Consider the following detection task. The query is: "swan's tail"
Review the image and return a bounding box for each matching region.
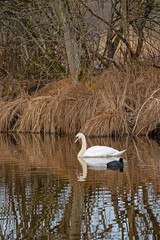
[111,149,127,157]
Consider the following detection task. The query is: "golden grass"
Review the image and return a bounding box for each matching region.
[0,68,159,136]
[0,97,29,132]
[132,91,160,136]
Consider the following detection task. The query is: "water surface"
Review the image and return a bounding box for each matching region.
[0,134,159,239]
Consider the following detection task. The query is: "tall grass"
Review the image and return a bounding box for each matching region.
[0,68,159,136]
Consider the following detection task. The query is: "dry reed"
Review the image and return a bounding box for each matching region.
[0,68,159,136]
[132,90,160,136]
[0,97,29,132]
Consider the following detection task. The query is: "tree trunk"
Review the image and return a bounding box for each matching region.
[59,0,81,83]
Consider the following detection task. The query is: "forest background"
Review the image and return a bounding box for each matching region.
[0,0,160,138]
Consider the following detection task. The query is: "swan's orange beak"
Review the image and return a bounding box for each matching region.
[75,137,79,143]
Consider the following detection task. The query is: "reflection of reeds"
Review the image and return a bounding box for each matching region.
[0,134,160,239]
[0,133,159,186]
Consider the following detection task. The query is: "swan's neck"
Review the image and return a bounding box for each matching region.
[78,135,87,157]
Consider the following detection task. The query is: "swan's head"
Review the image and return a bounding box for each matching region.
[75,133,84,143]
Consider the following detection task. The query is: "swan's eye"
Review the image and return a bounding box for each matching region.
[75,136,79,143]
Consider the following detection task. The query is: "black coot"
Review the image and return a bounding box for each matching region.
[107,158,124,172]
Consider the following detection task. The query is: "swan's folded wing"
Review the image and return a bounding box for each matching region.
[83,146,121,157]
[109,149,127,157]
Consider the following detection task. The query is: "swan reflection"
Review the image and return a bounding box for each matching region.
[83,156,120,170]
[77,156,125,181]
[77,157,88,181]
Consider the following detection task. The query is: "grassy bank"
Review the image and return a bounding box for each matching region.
[0,68,159,137]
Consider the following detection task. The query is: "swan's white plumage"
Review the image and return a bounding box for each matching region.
[83,146,126,157]
[75,133,127,158]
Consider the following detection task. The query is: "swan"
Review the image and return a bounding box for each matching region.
[75,133,127,158]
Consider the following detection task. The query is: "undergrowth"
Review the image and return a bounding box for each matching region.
[0,68,159,137]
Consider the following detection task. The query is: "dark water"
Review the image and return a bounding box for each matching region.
[0,134,159,240]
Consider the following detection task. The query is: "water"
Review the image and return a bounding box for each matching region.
[0,134,159,240]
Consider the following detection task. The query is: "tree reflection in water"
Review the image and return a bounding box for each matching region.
[0,134,159,239]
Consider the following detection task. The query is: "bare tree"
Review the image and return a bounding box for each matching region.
[79,0,160,69]
[0,0,159,85]
[59,0,81,83]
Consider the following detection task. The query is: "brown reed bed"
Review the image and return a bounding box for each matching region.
[0,68,159,137]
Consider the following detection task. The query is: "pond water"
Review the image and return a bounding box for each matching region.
[0,134,159,240]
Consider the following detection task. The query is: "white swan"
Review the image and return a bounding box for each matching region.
[75,133,127,158]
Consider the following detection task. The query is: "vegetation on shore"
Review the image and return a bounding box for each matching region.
[0,1,159,137]
[0,68,159,137]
